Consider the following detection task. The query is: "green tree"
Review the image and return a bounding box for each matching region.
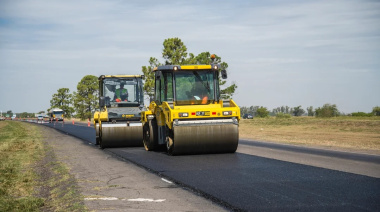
[141,57,162,100]
[307,106,314,116]
[315,104,339,118]
[6,110,13,117]
[50,88,74,118]
[162,37,188,65]
[293,106,305,116]
[256,106,269,118]
[73,75,98,120]
[19,112,34,118]
[240,106,249,115]
[372,106,380,116]
[141,37,237,100]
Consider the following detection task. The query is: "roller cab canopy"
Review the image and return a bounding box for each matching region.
[98,75,144,121]
[153,64,228,106]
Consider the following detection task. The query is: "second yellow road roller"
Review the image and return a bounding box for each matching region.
[141,57,240,155]
[94,75,145,148]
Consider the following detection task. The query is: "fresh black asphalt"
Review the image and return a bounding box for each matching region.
[40,121,380,211]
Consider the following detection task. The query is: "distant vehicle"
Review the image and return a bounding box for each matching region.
[48,108,64,122]
[37,115,44,123]
[0,116,5,121]
[11,115,16,120]
[243,114,253,119]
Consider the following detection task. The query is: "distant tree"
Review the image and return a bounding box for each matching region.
[162,37,188,65]
[19,112,34,118]
[141,57,162,100]
[240,106,249,115]
[38,111,45,114]
[73,75,98,120]
[249,106,260,116]
[272,108,279,115]
[50,88,74,118]
[307,106,314,116]
[256,106,269,118]
[6,110,13,117]
[372,106,380,116]
[141,37,237,101]
[293,106,305,116]
[315,104,339,118]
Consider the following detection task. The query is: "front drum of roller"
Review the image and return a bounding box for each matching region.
[101,122,143,148]
[171,124,239,155]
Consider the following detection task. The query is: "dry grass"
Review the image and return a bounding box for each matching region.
[0,121,87,211]
[0,121,45,211]
[239,116,380,154]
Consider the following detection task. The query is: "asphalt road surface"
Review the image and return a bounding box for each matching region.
[34,120,380,211]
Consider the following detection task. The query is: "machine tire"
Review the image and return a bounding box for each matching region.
[95,137,100,145]
[95,123,100,145]
[99,130,105,149]
[99,139,105,149]
[143,121,157,151]
[166,135,175,156]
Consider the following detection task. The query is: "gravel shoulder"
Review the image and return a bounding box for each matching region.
[37,125,225,212]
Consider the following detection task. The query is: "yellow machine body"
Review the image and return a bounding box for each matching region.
[94,75,144,148]
[141,64,240,155]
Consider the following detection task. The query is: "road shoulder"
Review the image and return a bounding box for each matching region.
[37,125,225,212]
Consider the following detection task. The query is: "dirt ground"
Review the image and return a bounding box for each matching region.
[36,125,225,212]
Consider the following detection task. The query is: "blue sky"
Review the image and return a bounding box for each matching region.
[0,0,379,114]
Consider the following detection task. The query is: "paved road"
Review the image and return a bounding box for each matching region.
[36,120,380,211]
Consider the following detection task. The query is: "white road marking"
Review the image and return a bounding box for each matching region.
[161,178,173,184]
[85,197,166,202]
[85,197,119,201]
[127,198,166,202]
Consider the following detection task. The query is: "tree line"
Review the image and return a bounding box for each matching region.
[241,104,380,118]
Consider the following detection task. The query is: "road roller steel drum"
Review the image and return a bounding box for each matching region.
[170,119,239,155]
[100,122,143,148]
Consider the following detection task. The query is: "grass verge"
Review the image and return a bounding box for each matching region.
[0,121,44,211]
[240,116,380,154]
[0,121,87,211]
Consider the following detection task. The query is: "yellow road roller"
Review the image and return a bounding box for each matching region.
[94,75,145,148]
[141,60,240,155]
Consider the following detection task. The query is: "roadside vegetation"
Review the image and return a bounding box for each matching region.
[240,116,380,153]
[0,121,87,211]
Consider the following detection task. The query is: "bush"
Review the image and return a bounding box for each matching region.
[372,106,380,116]
[351,112,373,117]
[315,104,339,118]
[256,107,269,118]
[276,112,291,119]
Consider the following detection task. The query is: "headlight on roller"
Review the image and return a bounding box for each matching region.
[179,113,188,117]
[223,111,232,116]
